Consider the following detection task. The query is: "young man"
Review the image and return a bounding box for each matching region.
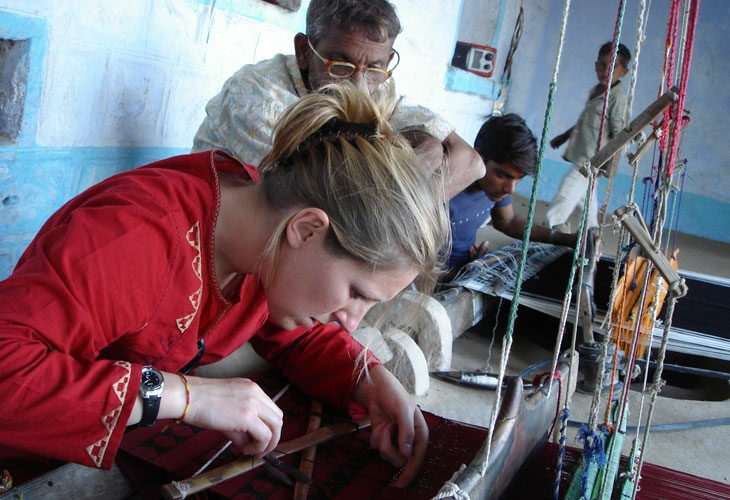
[448,114,578,272]
[545,42,631,230]
[193,0,484,198]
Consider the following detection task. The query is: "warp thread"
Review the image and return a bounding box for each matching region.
[553,407,570,500]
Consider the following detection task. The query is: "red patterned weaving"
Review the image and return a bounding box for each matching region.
[118,373,489,499]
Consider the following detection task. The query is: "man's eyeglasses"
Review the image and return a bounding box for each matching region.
[307,38,400,85]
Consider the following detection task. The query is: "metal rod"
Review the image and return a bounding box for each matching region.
[192,383,291,477]
[634,359,730,380]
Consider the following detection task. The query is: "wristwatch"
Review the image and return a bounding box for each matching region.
[139,366,164,427]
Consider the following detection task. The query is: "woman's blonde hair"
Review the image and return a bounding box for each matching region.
[257,83,449,293]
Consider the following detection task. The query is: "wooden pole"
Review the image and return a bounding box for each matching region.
[589,88,677,173]
[160,417,371,500]
[613,205,685,294]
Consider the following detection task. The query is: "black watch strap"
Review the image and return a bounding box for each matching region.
[140,394,161,427]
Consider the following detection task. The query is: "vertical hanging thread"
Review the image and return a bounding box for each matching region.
[631,292,683,499]
[598,0,652,229]
[479,0,573,477]
[670,162,687,252]
[553,407,570,500]
[659,0,681,153]
[665,0,699,176]
[561,0,628,432]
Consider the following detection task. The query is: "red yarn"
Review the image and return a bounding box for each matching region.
[532,371,563,437]
[665,0,700,176]
[659,0,682,154]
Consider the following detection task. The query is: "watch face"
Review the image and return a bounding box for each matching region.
[141,369,163,390]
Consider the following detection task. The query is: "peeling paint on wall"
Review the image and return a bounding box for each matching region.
[0,39,29,143]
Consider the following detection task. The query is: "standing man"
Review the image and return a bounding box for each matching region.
[193,0,485,198]
[544,42,631,230]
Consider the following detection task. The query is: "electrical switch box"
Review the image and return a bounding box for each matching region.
[451,41,497,78]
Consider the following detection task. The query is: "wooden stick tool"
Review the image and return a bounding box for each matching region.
[293,400,323,500]
[161,417,371,500]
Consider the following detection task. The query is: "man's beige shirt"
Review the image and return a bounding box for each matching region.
[193,54,454,166]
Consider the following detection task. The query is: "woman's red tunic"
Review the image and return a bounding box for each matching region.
[0,151,372,469]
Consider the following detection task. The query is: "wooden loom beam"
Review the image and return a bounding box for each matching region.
[626,126,659,167]
[589,88,677,173]
[613,205,686,298]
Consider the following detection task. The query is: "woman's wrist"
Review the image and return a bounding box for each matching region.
[127,369,189,426]
[159,371,189,421]
[176,373,191,422]
[351,363,384,407]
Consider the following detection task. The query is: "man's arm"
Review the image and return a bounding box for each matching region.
[443,131,487,198]
[404,130,485,199]
[491,203,577,247]
[550,127,574,149]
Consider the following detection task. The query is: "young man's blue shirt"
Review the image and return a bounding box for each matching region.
[447,190,512,271]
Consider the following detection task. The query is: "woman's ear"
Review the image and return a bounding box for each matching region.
[285,208,330,248]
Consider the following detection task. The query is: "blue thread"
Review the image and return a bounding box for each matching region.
[575,425,608,496]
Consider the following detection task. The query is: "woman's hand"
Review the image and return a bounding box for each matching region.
[184,376,283,457]
[352,364,428,487]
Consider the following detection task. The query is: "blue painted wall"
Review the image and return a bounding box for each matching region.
[0,147,187,275]
[507,1,730,244]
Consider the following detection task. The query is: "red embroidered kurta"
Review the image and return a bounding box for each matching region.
[0,151,373,470]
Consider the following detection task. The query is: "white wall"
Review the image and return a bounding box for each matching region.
[394,0,497,141]
[1,0,301,148]
[0,0,502,151]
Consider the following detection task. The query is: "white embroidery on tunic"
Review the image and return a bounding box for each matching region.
[86,360,131,467]
[176,221,203,334]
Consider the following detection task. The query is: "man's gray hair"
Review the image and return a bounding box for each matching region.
[306,0,402,43]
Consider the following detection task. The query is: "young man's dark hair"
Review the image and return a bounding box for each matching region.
[598,42,632,70]
[474,113,538,176]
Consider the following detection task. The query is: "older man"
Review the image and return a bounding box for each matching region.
[193,0,484,198]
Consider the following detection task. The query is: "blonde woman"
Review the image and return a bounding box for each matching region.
[0,84,449,488]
